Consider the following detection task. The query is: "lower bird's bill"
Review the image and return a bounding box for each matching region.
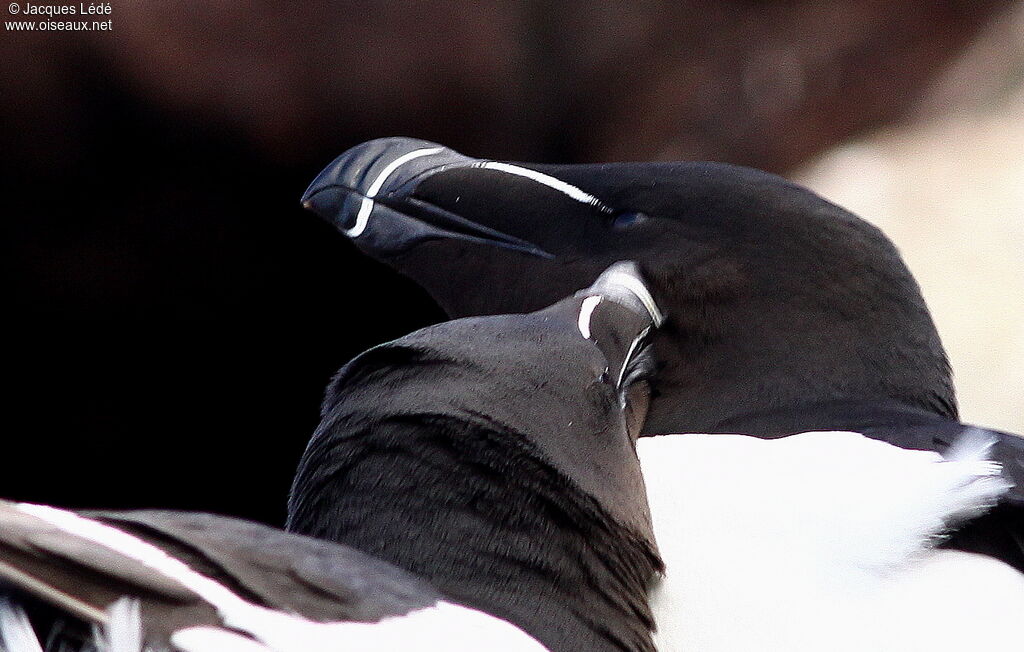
[302,138,555,259]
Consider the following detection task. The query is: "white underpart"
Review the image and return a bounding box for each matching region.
[577,295,602,338]
[347,146,444,238]
[13,504,546,652]
[637,430,1024,652]
[171,627,275,652]
[171,603,548,652]
[475,161,613,213]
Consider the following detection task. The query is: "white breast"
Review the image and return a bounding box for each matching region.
[637,431,1024,652]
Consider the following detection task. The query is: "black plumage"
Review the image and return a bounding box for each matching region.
[302,136,1024,573]
[0,506,441,649]
[1,263,664,651]
[288,263,662,651]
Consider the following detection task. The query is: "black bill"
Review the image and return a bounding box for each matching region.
[301,137,553,259]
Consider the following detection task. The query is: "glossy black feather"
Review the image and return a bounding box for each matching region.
[302,137,1024,574]
[0,504,441,650]
[2,264,664,651]
[288,286,663,652]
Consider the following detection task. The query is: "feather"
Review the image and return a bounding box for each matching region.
[0,599,44,652]
[91,599,142,652]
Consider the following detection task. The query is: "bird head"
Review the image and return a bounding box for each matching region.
[302,137,956,434]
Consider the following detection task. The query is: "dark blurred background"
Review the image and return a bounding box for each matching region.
[4,1,1022,526]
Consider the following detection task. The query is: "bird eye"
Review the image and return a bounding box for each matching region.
[611,212,648,230]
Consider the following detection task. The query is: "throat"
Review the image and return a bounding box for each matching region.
[644,310,957,437]
[287,416,660,652]
[710,399,946,437]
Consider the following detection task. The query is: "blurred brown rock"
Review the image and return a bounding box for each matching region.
[1,1,1012,168]
[797,5,1024,433]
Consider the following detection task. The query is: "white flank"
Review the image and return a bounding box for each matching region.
[347,146,444,238]
[12,503,546,652]
[638,430,1024,652]
[475,161,612,213]
[92,598,143,652]
[0,600,44,652]
[261,602,547,652]
[944,426,998,463]
[169,602,548,652]
[171,627,275,652]
[577,295,602,339]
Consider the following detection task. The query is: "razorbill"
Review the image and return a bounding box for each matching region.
[302,137,1024,650]
[0,263,664,652]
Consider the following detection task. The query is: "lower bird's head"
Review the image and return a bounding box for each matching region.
[302,137,957,434]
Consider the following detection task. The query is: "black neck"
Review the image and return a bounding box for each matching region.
[710,398,948,437]
[638,296,958,433]
[288,414,660,652]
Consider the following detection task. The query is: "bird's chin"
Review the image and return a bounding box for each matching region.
[383,242,570,318]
